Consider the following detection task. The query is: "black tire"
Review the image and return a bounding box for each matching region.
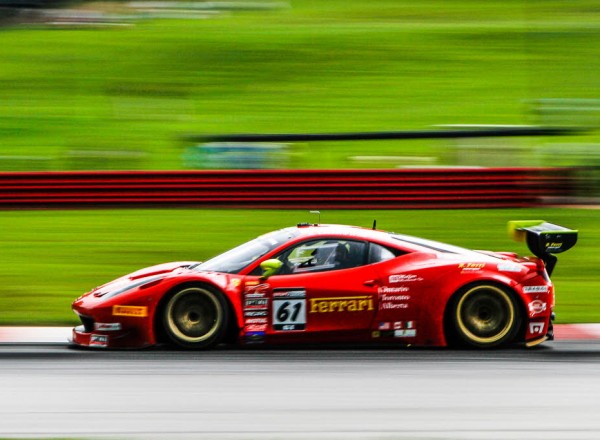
[451,283,520,348]
[162,285,229,349]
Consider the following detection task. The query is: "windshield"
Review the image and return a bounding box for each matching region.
[195,228,300,274]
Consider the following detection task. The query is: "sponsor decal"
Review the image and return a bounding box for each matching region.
[379,292,411,310]
[380,302,408,310]
[529,322,545,335]
[392,321,416,337]
[309,296,374,313]
[381,294,410,302]
[112,305,147,318]
[378,322,391,330]
[245,324,267,332]
[378,286,410,294]
[244,298,268,308]
[245,310,268,317]
[459,263,485,272]
[229,278,242,288]
[394,329,417,338]
[498,263,522,273]
[372,331,381,339]
[389,274,422,283]
[245,317,268,324]
[273,289,306,331]
[528,300,547,316]
[273,289,306,298]
[244,283,270,295]
[245,331,266,344]
[545,242,563,252]
[90,334,109,347]
[94,322,122,331]
[245,293,266,299]
[523,286,549,294]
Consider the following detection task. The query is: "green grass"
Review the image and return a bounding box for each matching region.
[0,2,599,325]
[0,207,597,325]
[0,0,599,170]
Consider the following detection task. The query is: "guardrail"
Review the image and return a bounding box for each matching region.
[0,168,575,209]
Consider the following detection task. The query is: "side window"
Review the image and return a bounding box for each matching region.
[277,239,367,274]
[368,243,402,264]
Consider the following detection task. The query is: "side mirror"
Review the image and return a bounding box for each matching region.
[260,259,283,279]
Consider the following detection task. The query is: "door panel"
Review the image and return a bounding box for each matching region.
[243,264,380,342]
[371,255,427,339]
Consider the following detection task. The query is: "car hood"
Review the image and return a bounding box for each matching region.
[84,261,201,299]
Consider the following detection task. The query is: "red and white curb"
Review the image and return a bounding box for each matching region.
[554,324,600,340]
[0,327,72,344]
[0,325,599,344]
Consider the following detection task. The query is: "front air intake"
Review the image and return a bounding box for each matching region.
[79,315,95,333]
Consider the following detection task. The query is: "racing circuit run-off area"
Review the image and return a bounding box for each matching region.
[0,331,599,440]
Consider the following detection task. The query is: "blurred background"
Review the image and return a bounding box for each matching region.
[1,0,599,172]
[1,0,600,325]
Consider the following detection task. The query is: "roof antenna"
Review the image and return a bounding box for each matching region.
[310,210,321,225]
[372,219,377,230]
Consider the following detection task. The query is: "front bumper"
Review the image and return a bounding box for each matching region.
[71,317,153,349]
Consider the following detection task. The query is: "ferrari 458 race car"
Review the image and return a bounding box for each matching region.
[71,220,577,350]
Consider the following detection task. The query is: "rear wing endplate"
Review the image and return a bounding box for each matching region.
[508,220,578,276]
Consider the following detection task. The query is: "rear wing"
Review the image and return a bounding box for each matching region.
[508,220,578,276]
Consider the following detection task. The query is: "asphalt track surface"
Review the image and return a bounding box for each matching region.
[0,341,599,440]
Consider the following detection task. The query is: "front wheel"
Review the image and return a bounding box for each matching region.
[451,284,521,348]
[163,285,228,349]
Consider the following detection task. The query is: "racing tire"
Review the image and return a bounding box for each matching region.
[451,283,521,349]
[163,285,229,349]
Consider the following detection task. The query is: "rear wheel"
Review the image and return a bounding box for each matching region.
[452,284,520,348]
[163,285,228,349]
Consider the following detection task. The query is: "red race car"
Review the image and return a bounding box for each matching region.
[71,220,577,350]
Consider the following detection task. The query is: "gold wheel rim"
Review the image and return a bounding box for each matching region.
[456,285,515,345]
[166,287,222,343]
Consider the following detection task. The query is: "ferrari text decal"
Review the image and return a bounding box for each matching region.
[273,289,306,331]
[112,305,148,317]
[309,296,374,313]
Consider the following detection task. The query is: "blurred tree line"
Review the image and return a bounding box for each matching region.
[1,0,76,23]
